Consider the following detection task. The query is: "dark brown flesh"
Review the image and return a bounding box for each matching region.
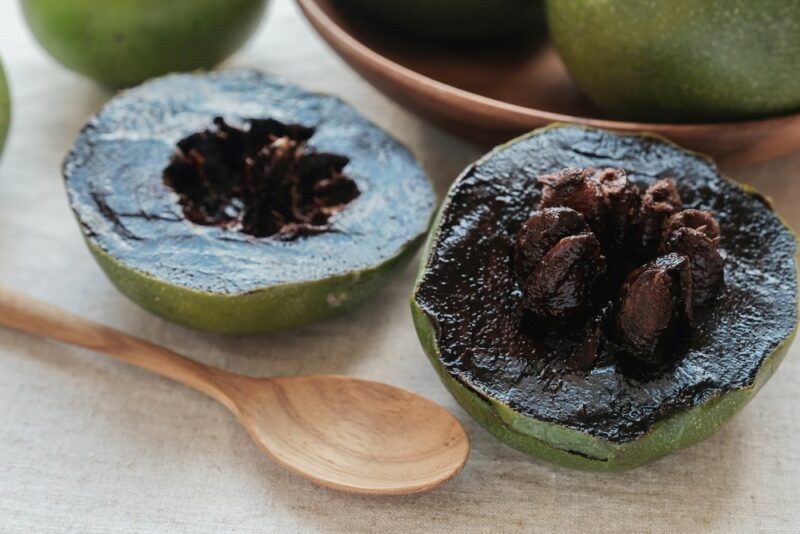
[514,207,588,277]
[522,232,606,319]
[615,253,694,361]
[413,126,798,443]
[662,227,725,308]
[638,177,683,259]
[163,117,360,238]
[517,168,725,364]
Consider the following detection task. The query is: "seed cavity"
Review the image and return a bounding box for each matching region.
[163,117,360,239]
[515,167,725,366]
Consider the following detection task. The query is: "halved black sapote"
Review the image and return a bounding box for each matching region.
[411,125,798,470]
[64,70,435,334]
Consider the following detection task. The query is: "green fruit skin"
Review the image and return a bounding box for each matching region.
[89,233,425,335]
[547,0,800,121]
[411,125,799,470]
[343,0,544,42]
[20,0,267,87]
[0,58,9,156]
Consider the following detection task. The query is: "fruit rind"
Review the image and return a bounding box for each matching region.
[92,234,423,335]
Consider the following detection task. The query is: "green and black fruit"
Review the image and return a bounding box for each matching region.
[547,0,800,121]
[64,70,435,334]
[412,125,798,470]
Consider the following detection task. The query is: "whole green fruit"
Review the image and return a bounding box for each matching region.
[343,0,544,42]
[0,58,8,156]
[20,0,267,87]
[547,0,800,121]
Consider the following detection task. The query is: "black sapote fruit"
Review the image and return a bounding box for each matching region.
[21,0,268,87]
[64,70,435,334]
[412,125,798,470]
[547,0,800,121]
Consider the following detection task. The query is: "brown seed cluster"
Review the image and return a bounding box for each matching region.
[514,167,725,364]
[164,117,360,238]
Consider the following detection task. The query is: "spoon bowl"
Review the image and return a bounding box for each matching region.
[225,374,468,494]
[0,287,469,495]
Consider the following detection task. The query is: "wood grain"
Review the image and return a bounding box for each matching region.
[235,374,469,494]
[0,286,469,495]
[297,0,800,166]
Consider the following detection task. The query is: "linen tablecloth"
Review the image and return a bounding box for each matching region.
[1,1,798,532]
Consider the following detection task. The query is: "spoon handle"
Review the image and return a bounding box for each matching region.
[0,286,237,410]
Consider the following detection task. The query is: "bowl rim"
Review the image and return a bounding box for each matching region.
[297,0,800,137]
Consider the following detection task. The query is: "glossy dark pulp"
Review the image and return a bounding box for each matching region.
[163,117,359,239]
[63,70,435,294]
[414,126,798,443]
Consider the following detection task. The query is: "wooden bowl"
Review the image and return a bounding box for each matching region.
[297,0,800,166]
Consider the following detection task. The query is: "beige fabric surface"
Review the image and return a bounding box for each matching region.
[1,1,799,532]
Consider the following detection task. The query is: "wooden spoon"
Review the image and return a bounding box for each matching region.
[0,287,469,495]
